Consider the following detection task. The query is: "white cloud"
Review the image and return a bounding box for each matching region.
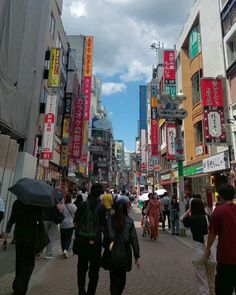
[70,1,88,18]
[102,82,126,96]
[62,0,195,82]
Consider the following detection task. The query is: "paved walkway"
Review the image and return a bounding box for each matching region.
[0,207,198,295]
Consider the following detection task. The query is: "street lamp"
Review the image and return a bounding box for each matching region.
[158,91,188,236]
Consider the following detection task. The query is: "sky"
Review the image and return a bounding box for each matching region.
[62,0,195,151]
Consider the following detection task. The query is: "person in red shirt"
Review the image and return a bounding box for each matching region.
[205,183,236,295]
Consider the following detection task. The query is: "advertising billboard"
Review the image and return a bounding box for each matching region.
[201,79,226,144]
[139,85,147,130]
[41,94,57,160]
[166,122,176,161]
[163,50,175,85]
[71,98,84,160]
[48,48,60,88]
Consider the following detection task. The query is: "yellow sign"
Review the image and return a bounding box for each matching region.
[60,146,69,167]
[48,48,60,87]
[151,97,158,108]
[62,118,70,140]
[84,36,93,77]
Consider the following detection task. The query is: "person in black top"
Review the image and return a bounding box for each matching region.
[3,200,43,295]
[74,183,106,295]
[182,198,214,294]
[170,195,179,235]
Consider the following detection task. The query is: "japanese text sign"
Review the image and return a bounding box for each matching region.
[82,76,92,121]
[139,85,147,130]
[41,94,57,160]
[164,50,175,84]
[166,123,176,161]
[84,36,94,77]
[48,48,60,88]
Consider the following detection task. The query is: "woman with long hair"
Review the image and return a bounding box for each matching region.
[182,198,215,295]
[103,199,140,295]
[60,193,77,258]
[147,192,162,240]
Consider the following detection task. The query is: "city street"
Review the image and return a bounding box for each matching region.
[0,207,198,295]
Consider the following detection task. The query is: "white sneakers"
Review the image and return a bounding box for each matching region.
[63,250,69,259]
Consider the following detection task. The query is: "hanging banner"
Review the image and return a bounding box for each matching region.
[48,48,60,88]
[84,36,94,77]
[140,129,147,171]
[41,94,57,160]
[139,85,147,130]
[71,98,84,160]
[82,76,92,121]
[61,145,69,167]
[166,123,176,161]
[201,79,226,144]
[163,50,175,85]
[151,82,158,157]
[62,118,70,143]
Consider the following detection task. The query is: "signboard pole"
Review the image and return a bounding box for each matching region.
[176,122,186,236]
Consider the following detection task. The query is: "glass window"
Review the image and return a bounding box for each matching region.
[223,13,231,36]
[227,35,236,66]
[49,13,55,38]
[192,71,201,106]
[231,4,236,25]
[194,121,203,145]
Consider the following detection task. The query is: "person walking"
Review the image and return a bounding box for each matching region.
[170,195,179,235]
[60,194,77,258]
[182,198,215,295]
[205,183,236,295]
[160,192,171,230]
[102,199,140,295]
[0,182,5,224]
[147,192,162,240]
[74,183,106,295]
[2,200,47,295]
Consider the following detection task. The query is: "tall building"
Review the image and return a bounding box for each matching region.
[176,0,230,201]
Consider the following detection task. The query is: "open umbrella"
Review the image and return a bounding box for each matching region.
[138,193,150,201]
[155,189,167,196]
[8,178,60,207]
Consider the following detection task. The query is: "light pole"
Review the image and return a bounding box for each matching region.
[159,91,187,236]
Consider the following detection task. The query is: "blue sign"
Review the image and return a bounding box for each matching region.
[139,85,147,130]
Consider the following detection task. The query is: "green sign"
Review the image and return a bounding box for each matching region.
[189,26,201,60]
[165,85,176,98]
[183,165,203,177]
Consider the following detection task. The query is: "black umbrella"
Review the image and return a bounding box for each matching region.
[8,178,60,207]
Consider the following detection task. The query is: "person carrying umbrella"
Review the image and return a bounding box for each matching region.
[1,178,59,295]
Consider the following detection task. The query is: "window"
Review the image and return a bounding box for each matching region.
[232,4,236,26]
[192,70,202,106]
[194,121,203,145]
[49,13,55,38]
[223,12,231,36]
[55,33,61,48]
[227,35,236,66]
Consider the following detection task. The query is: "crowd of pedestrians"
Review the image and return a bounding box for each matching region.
[0,181,236,295]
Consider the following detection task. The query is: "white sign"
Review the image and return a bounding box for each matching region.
[203,151,230,173]
[157,109,188,119]
[41,94,57,160]
[196,145,204,156]
[208,111,222,137]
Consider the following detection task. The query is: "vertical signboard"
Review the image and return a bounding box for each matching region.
[71,98,84,160]
[166,122,176,160]
[163,50,176,97]
[201,79,226,144]
[139,85,147,130]
[151,81,159,157]
[41,94,57,159]
[140,129,147,171]
[48,48,60,88]
[83,36,94,121]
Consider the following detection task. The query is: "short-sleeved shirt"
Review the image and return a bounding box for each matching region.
[209,203,236,264]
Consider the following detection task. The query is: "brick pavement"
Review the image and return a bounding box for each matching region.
[0,207,198,295]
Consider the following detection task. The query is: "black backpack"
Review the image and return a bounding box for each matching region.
[78,201,99,242]
[109,235,130,270]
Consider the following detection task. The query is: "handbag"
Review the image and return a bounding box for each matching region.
[52,207,65,224]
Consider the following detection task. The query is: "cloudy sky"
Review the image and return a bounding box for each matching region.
[62,0,195,151]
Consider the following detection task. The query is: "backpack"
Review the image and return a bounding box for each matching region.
[78,201,99,242]
[101,235,130,271]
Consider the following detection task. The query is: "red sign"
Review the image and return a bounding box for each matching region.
[164,50,175,84]
[71,98,84,160]
[151,119,158,156]
[201,79,226,144]
[141,162,147,171]
[82,76,92,121]
[166,123,176,161]
[201,79,223,107]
